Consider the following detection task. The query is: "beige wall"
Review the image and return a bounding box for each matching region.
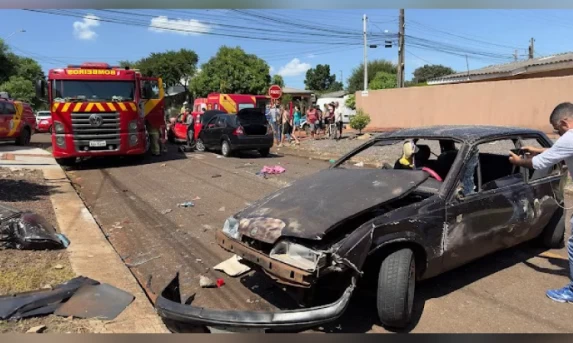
[356,75,573,134]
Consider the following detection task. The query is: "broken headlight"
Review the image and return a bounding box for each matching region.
[222,216,240,240]
[269,240,325,272]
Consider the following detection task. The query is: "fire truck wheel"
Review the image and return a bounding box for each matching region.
[15,127,31,146]
[221,140,232,157]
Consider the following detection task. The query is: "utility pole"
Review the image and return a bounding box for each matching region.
[528,38,535,59]
[514,49,519,61]
[397,9,405,88]
[363,14,368,91]
[339,70,343,88]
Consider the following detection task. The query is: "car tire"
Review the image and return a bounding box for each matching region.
[540,207,566,249]
[48,126,53,134]
[195,138,206,152]
[15,127,31,146]
[221,140,232,157]
[259,148,270,157]
[377,248,416,329]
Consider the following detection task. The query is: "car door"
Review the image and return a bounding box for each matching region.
[173,114,188,140]
[211,115,227,147]
[201,115,219,148]
[4,102,18,138]
[0,102,7,137]
[442,138,534,272]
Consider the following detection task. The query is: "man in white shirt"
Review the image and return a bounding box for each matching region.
[509,102,573,303]
[334,101,343,141]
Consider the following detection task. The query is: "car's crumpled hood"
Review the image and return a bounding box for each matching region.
[235,168,429,244]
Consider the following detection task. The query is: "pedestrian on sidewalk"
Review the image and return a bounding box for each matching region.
[268,104,280,145]
[509,101,573,303]
[293,106,302,142]
[334,101,343,141]
[306,106,318,140]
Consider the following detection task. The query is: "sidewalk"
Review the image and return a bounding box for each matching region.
[0,143,168,333]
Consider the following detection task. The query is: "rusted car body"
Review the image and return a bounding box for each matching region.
[156,126,567,331]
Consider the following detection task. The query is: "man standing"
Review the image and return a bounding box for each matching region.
[334,101,343,141]
[509,102,573,303]
[306,105,318,140]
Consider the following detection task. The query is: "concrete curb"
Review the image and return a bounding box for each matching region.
[43,166,169,333]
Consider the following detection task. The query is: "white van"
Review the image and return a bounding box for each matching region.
[316,96,356,124]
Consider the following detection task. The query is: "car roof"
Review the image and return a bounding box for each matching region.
[377,125,544,144]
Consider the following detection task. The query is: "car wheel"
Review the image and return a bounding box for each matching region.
[259,147,270,157]
[195,138,206,152]
[221,140,232,157]
[540,207,566,249]
[377,248,416,329]
[15,127,31,146]
[48,126,53,134]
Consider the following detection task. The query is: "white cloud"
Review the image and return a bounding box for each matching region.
[73,14,100,40]
[277,58,311,77]
[307,54,316,59]
[269,66,275,75]
[149,16,211,35]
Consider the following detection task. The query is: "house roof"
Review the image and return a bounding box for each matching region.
[428,52,573,85]
[282,87,314,94]
[318,90,348,98]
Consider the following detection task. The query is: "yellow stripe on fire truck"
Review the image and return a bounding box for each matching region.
[51,102,139,112]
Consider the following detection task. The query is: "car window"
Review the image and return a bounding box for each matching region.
[206,116,218,127]
[520,136,560,181]
[456,138,522,196]
[216,116,226,128]
[0,103,5,115]
[4,103,15,115]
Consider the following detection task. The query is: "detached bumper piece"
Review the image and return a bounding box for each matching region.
[155,273,356,332]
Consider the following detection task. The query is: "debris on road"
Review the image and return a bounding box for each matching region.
[53,264,64,270]
[192,196,201,201]
[199,275,216,288]
[218,207,226,212]
[259,165,286,175]
[161,209,172,215]
[213,255,251,277]
[0,205,69,251]
[160,163,166,167]
[125,254,162,268]
[111,222,123,230]
[216,278,225,288]
[354,162,364,167]
[177,202,195,208]
[329,159,336,164]
[53,283,135,320]
[26,325,46,333]
[212,174,222,178]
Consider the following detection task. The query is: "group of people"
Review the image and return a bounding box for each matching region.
[265,101,345,146]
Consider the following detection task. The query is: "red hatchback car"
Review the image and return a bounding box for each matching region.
[35,110,53,133]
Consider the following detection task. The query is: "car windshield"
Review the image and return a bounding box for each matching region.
[36,111,50,117]
[52,80,135,102]
[335,138,461,180]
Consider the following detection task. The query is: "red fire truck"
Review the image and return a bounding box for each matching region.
[35,62,165,166]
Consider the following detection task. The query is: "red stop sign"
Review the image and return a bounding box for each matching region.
[268,85,282,99]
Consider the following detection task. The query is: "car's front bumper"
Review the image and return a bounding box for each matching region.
[155,273,355,332]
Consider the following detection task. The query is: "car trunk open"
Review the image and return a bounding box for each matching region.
[236,108,268,136]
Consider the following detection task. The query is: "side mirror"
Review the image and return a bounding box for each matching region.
[35,79,46,99]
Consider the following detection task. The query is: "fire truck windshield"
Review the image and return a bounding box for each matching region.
[52,80,135,102]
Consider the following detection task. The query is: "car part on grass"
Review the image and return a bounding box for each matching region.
[155,272,356,332]
[53,283,135,320]
[213,255,251,277]
[0,204,69,251]
[0,276,99,321]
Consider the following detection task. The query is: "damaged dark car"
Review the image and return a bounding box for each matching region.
[156,126,567,331]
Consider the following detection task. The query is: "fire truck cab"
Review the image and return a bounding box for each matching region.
[0,92,36,146]
[36,62,165,166]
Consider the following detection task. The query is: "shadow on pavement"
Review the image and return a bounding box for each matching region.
[0,179,59,202]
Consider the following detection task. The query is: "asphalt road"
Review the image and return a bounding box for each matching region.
[31,133,573,333]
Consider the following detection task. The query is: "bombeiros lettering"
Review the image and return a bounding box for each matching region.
[65,69,118,75]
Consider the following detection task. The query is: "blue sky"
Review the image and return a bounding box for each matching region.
[2,9,573,89]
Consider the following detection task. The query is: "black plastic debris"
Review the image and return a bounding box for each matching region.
[54,283,135,320]
[0,276,99,321]
[0,204,69,250]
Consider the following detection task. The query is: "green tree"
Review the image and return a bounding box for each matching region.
[304,64,341,92]
[0,39,17,84]
[412,64,455,84]
[369,72,397,90]
[345,94,356,110]
[271,74,285,88]
[135,48,198,91]
[349,109,371,134]
[190,46,271,97]
[347,59,397,93]
[0,76,35,104]
[118,60,137,69]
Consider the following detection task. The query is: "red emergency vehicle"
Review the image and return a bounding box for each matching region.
[36,62,165,166]
[0,92,36,145]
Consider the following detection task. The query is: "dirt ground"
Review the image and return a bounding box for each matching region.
[0,167,93,333]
